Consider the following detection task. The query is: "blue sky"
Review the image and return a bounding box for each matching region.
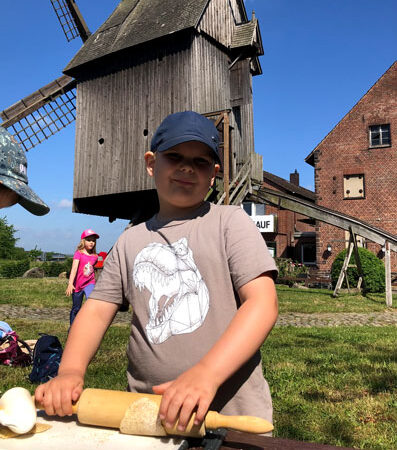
[1,0,396,254]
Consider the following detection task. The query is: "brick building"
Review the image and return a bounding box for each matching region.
[305,60,397,276]
[244,170,316,264]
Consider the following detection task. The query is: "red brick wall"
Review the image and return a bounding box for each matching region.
[262,180,315,260]
[313,61,397,275]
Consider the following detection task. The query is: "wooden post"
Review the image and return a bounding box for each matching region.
[223,111,230,205]
[333,236,354,297]
[351,229,365,293]
[385,241,392,307]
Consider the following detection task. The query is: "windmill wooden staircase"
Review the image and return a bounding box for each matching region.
[206,159,253,206]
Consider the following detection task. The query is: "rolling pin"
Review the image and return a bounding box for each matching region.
[36,388,273,438]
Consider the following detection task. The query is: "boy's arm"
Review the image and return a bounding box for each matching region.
[153,272,278,430]
[35,298,119,416]
[66,259,80,296]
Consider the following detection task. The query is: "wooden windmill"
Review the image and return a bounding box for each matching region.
[1,0,264,223]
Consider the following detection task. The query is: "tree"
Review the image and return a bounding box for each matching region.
[13,247,28,260]
[27,246,42,261]
[0,217,18,259]
[45,252,55,261]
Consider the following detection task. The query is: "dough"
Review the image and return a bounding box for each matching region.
[0,422,51,439]
[119,398,167,436]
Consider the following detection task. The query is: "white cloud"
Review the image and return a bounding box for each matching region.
[57,199,73,209]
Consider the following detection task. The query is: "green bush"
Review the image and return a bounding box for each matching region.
[0,259,30,278]
[331,248,385,293]
[41,258,73,278]
[275,258,309,278]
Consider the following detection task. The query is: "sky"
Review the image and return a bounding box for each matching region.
[1,0,396,254]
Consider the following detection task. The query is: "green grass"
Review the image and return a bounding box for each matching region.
[276,285,396,313]
[262,326,397,449]
[0,278,69,308]
[0,279,396,449]
[1,278,395,312]
[0,319,129,394]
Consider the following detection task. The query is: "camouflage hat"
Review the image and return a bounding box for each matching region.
[0,127,49,216]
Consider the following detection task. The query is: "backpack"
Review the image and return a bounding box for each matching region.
[0,321,12,338]
[29,334,63,383]
[0,329,33,367]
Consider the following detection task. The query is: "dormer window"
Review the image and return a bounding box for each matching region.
[369,124,390,147]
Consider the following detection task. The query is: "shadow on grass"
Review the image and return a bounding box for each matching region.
[278,287,333,298]
[323,416,355,447]
[276,403,355,446]
[364,293,392,306]
[366,372,396,394]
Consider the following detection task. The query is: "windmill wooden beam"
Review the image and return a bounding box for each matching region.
[50,0,91,43]
[0,75,76,151]
[0,75,76,128]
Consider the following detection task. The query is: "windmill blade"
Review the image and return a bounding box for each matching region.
[50,0,91,43]
[0,75,76,151]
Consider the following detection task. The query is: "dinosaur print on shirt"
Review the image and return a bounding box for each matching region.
[133,237,209,344]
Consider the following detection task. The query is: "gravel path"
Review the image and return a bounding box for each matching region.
[1,305,396,327]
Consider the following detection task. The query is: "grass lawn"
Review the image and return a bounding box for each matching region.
[276,285,396,313]
[1,278,395,312]
[0,278,70,308]
[0,279,396,449]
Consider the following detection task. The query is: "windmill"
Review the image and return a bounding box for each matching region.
[1,0,265,223]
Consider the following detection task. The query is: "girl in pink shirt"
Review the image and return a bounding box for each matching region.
[66,229,99,324]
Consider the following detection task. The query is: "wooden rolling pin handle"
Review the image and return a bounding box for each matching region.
[204,411,273,434]
[34,396,79,415]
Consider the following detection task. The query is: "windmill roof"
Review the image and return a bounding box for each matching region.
[64,0,210,75]
[231,18,259,50]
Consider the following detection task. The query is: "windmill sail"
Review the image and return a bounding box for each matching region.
[50,0,91,43]
[0,75,76,151]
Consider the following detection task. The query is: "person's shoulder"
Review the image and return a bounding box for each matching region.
[209,203,248,221]
[114,221,150,245]
[73,250,82,259]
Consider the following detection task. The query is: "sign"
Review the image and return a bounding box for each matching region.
[251,215,276,233]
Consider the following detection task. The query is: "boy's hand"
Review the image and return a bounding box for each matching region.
[35,373,84,417]
[152,362,219,431]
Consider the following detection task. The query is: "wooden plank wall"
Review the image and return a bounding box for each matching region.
[74,43,195,199]
[198,0,244,48]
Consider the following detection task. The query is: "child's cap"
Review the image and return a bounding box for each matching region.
[150,111,220,162]
[81,229,99,240]
[0,126,50,216]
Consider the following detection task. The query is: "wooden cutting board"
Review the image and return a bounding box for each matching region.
[0,411,183,450]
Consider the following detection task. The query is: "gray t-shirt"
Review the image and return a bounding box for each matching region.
[91,202,278,422]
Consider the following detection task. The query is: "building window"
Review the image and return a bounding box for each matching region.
[301,243,316,265]
[343,174,365,199]
[242,202,252,215]
[242,202,266,216]
[266,241,276,258]
[369,124,390,147]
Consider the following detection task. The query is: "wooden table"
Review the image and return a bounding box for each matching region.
[187,430,356,449]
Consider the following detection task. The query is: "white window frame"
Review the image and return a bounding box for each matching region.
[369,124,391,148]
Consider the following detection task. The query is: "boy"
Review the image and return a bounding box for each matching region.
[36,111,278,432]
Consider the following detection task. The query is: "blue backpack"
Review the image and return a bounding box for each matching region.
[29,334,63,383]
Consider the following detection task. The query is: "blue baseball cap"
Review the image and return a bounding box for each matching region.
[150,111,220,162]
[0,126,49,216]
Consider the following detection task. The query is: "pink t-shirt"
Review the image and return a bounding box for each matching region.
[73,251,98,293]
